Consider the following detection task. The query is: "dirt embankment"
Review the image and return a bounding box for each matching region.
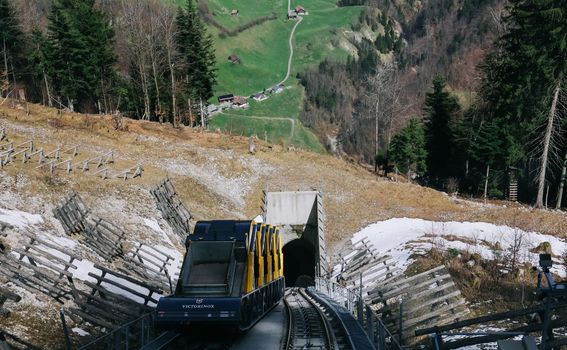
[1,102,566,253]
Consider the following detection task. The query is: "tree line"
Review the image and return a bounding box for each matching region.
[389,0,567,208]
[301,0,567,208]
[0,0,216,126]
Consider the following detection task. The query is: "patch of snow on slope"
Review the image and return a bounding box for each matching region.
[143,218,183,279]
[72,327,90,336]
[351,218,567,276]
[143,218,164,234]
[0,208,43,228]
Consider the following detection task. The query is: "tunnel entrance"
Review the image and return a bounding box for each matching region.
[283,238,315,287]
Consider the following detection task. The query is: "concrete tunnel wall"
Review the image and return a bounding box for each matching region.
[264,191,329,286]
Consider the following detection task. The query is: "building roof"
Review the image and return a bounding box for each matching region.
[233,96,248,105]
[295,5,305,12]
[228,54,240,63]
[253,93,267,101]
[218,94,234,102]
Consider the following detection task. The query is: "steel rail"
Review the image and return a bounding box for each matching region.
[282,287,340,350]
[299,288,340,350]
[282,289,296,350]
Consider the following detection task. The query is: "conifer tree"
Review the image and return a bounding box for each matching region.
[47,0,116,111]
[0,0,24,96]
[29,28,54,106]
[423,77,461,187]
[176,0,216,102]
[475,0,567,205]
[389,119,427,178]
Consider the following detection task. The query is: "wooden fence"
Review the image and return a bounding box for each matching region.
[53,190,125,259]
[336,237,401,293]
[151,178,192,238]
[369,265,469,342]
[415,300,567,349]
[69,264,163,330]
[0,129,142,179]
[0,285,21,317]
[0,231,80,303]
[0,227,166,332]
[335,236,469,344]
[120,243,175,292]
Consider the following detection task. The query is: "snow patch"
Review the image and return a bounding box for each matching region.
[143,218,164,234]
[350,218,567,276]
[0,208,43,229]
[72,327,90,336]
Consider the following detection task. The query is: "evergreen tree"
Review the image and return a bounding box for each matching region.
[389,119,427,178]
[475,0,567,204]
[47,0,116,111]
[470,119,506,197]
[0,0,24,95]
[29,28,54,106]
[176,0,217,102]
[423,76,460,186]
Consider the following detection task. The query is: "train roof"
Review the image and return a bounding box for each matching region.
[190,220,252,242]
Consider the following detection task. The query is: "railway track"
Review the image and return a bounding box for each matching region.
[283,288,351,350]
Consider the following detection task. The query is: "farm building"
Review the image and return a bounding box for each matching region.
[252,93,268,102]
[295,5,306,14]
[233,96,249,108]
[218,94,235,103]
[287,10,298,19]
[272,84,285,94]
[230,9,239,16]
[228,54,240,64]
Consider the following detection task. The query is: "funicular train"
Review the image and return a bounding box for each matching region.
[156,220,285,330]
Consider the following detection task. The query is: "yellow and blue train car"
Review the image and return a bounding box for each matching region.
[156,220,284,330]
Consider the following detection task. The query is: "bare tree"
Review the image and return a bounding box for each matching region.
[363,63,406,170]
[118,0,153,120]
[507,228,526,277]
[536,82,561,208]
[158,4,178,126]
[149,8,165,122]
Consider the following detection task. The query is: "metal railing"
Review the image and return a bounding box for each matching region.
[63,311,158,350]
[315,276,360,313]
[314,277,403,350]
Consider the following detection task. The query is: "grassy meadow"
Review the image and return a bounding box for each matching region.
[167,0,362,151]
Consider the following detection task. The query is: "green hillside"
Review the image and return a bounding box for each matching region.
[169,0,362,151]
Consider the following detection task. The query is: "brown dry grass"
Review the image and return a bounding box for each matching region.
[2,100,567,349]
[1,100,567,255]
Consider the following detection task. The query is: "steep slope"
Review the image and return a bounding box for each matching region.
[0,102,566,348]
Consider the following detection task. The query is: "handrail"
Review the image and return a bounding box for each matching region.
[314,277,403,350]
[306,288,374,350]
[77,311,157,350]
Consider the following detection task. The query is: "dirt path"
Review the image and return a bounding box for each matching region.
[277,16,303,87]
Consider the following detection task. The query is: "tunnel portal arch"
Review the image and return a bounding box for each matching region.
[264,191,329,278]
[282,238,316,287]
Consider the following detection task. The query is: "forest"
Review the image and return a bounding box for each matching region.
[1,0,567,207]
[300,0,567,208]
[0,0,216,126]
